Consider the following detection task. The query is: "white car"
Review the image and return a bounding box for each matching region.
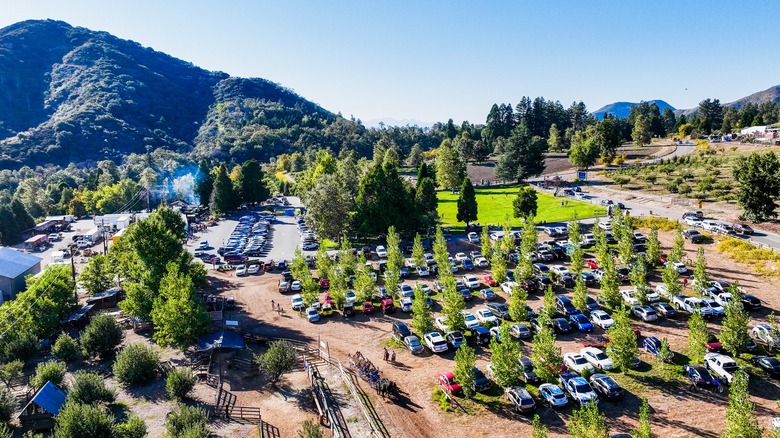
[416,265,430,277]
[539,383,569,408]
[501,281,519,294]
[247,264,260,275]
[701,220,719,231]
[376,246,388,258]
[417,283,431,295]
[399,283,414,297]
[290,280,302,292]
[704,353,742,384]
[463,275,480,289]
[684,216,702,227]
[589,310,614,329]
[467,232,479,243]
[400,297,413,312]
[235,265,247,276]
[580,233,596,246]
[474,256,489,268]
[291,294,305,311]
[665,261,688,274]
[306,307,320,322]
[563,375,599,407]
[489,233,501,241]
[620,289,640,306]
[752,324,780,349]
[455,252,468,262]
[598,220,613,231]
[550,265,571,276]
[198,241,208,249]
[476,308,498,325]
[461,311,481,330]
[581,347,613,370]
[713,292,732,308]
[435,317,450,333]
[702,298,725,317]
[424,332,448,353]
[564,353,596,374]
[574,192,586,200]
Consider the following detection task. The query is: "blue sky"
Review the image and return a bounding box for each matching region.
[1,1,778,125]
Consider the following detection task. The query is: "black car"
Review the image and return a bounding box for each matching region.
[521,280,539,293]
[683,229,704,243]
[472,367,492,392]
[683,365,714,388]
[392,322,411,340]
[486,302,510,320]
[557,275,575,288]
[517,356,541,384]
[589,373,624,400]
[585,296,600,313]
[604,233,617,245]
[459,288,474,301]
[742,294,762,310]
[580,272,596,287]
[550,245,567,260]
[446,331,466,349]
[751,356,780,377]
[551,318,573,334]
[281,270,293,282]
[651,302,677,318]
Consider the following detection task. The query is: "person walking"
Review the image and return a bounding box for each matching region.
[383,347,389,361]
[391,351,396,362]
[712,377,722,394]
[271,299,275,310]
[683,277,688,288]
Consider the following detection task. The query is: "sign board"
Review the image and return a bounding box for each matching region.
[577,171,587,180]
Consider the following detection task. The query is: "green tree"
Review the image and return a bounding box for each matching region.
[547,123,563,152]
[516,216,537,281]
[568,130,600,170]
[415,177,439,227]
[79,254,115,295]
[80,314,123,359]
[655,338,674,371]
[315,246,332,279]
[407,144,424,169]
[617,224,634,265]
[693,247,708,292]
[0,360,23,387]
[337,236,357,276]
[353,264,376,304]
[53,402,115,438]
[687,311,709,363]
[532,414,548,438]
[327,267,347,310]
[304,173,355,240]
[490,250,507,285]
[166,367,196,401]
[661,261,682,300]
[412,234,425,269]
[114,415,147,438]
[453,345,477,399]
[195,160,214,206]
[632,397,654,438]
[0,386,15,424]
[599,260,621,309]
[210,164,238,215]
[508,285,529,322]
[441,278,466,333]
[540,285,557,321]
[512,186,538,219]
[298,420,324,438]
[669,228,685,263]
[720,286,751,356]
[52,334,81,362]
[385,226,403,299]
[256,340,297,384]
[456,177,478,226]
[432,226,450,275]
[31,360,66,390]
[435,139,465,190]
[733,152,780,221]
[632,114,651,146]
[645,227,661,266]
[411,284,434,336]
[165,404,209,438]
[606,307,638,372]
[236,159,269,204]
[151,263,210,348]
[496,123,547,183]
[723,370,763,438]
[569,402,610,438]
[113,343,160,387]
[572,275,589,314]
[531,324,562,383]
[488,324,522,387]
[480,226,492,258]
[68,371,116,405]
[630,256,649,304]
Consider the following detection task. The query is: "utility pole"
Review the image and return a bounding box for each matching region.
[69,245,78,301]
[100,219,108,255]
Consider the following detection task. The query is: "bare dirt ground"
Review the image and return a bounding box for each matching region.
[207,225,780,438]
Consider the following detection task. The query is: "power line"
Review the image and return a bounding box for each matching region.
[0,268,57,326]
[0,267,65,339]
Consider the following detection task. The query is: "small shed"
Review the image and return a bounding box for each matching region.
[24,234,49,250]
[18,381,67,431]
[60,304,94,328]
[85,288,122,309]
[0,247,42,301]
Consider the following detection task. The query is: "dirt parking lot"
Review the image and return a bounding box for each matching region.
[208,224,780,438]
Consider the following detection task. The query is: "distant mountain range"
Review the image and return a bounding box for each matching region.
[592,100,675,119]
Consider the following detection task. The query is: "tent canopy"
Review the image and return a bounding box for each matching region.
[198,330,245,350]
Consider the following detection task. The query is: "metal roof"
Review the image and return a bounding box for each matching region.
[0,247,42,279]
[86,288,120,302]
[61,304,94,324]
[198,330,246,350]
[19,381,67,417]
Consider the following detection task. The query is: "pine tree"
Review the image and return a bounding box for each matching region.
[496,123,547,183]
[632,397,654,438]
[411,284,434,336]
[531,324,562,383]
[508,285,529,322]
[456,177,478,226]
[210,164,238,215]
[600,258,621,309]
[569,402,610,438]
[237,159,269,204]
[453,345,477,399]
[645,227,661,267]
[415,177,439,227]
[490,251,507,285]
[385,227,403,299]
[316,246,332,279]
[435,139,465,190]
[723,371,763,438]
[512,186,538,219]
[606,307,638,372]
[720,285,751,356]
[630,256,649,304]
[669,229,685,263]
[516,216,537,281]
[541,285,557,322]
[687,311,709,363]
[661,261,683,299]
[195,160,213,206]
[480,226,492,258]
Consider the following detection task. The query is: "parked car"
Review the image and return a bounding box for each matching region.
[486,302,510,320]
[517,356,540,384]
[704,353,742,384]
[437,371,461,395]
[564,353,596,374]
[306,307,321,322]
[483,275,497,287]
[551,318,573,334]
[467,231,479,243]
[472,367,492,393]
[506,387,536,414]
[581,347,613,370]
[376,246,387,258]
[683,229,704,243]
[683,364,714,388]
[751,356,780,377]
[400,297,413,312]
[643,336,673,361]
[446,331,466,349]
[424,332,449,353]
[651,302,677,318]
[476,308,499,325]
[480,288,496,301]
[589,373,624,400]
[631,305,659,322]
[404,335,424,354]
[752,324,780,351]
[590,310,615,329]
[291,294,305,311]
[362,301,376,314]
[539,383,568,408]
[560,371,599,406]
[733,223,754,235]
[569,314,594,332]
[510,323,532,339]
[392,322,412,340]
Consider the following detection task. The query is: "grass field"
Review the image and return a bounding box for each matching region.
[437,185,604,229]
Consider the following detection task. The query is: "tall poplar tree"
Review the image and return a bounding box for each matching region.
[456,177,478,226]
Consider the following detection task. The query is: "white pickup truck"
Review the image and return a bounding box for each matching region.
[704,353,743,385]
[671,295,714,318]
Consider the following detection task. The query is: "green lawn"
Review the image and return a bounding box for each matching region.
[437,185,604,229]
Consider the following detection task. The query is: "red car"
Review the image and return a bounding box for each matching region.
[586,259,599,270]
[362,301,376,314]
[263,260,274,271]
[437,371,462,395]
[483,275,497,287]
[319,277,330,288]
[322,293,335,306]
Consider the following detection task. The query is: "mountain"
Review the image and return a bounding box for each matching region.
[726,84,780,109]
[592,100,675,119]
[0,20,357,169]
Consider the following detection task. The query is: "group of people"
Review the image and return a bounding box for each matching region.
[270,300,284,315]
[383,347,396,362]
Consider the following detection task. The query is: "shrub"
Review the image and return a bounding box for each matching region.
[0,385,16,423]
[432,387,450,411]
[631,217,681,232]
[68,371,115,405]
[52,334,81,362]
[0,360,23,386]
[114,415,147,438]
[297,420,323,438]
[677,185,692,195]
[0,424,10,438]
[80,314,123,359]
[53,402,115,438]
[255,340,297,384]
[31,360,66,390]
[165,404,209,438]
[166,367,196,401]
[113,343,159,387]
[1,330,38,362]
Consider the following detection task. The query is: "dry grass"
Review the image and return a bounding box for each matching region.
[716,237,780,279]
[630,216,681,231]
